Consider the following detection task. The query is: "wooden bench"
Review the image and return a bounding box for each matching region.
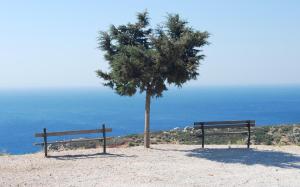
[34,124,112,157]
[194,120,255,148]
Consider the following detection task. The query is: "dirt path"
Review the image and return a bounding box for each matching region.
[1,144,300,187]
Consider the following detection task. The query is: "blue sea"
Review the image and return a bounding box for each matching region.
[1,86,300,154]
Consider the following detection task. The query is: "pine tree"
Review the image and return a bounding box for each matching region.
[96,11,209,148]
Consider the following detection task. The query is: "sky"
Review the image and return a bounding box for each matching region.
[0,0,299,89]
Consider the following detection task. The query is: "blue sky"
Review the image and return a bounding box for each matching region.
[1,1,299,89]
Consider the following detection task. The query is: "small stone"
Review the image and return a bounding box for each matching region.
[183,126,192,132]
[171,127,180,131]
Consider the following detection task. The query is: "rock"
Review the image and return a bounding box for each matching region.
[151,138,158,144]
[171,127,181,132]
[195,129,202,134]
[183,126,192,132]
[48,139,98,151]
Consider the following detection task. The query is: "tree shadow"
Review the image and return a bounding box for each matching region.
[186,148,300,169]
[48,152,137,160]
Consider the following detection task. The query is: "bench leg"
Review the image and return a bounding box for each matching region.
[43,128,48,157]
[102,124,106,154]
[201,125,204,148]
[247,124,250,148]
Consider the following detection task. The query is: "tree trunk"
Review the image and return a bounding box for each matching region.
[144,91,151,148]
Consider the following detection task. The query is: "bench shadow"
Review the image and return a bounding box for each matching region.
[48,152,137,160]
[186,148,300,169]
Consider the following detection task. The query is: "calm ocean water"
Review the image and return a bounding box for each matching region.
[1,86,300,154]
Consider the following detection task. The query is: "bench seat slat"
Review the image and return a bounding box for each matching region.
[194,120,255,126]
[35,128,112,137]
[197,131,254,137]
[34,137,113,146]
[194,124,255,129]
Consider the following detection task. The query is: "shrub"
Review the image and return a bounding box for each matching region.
[128,142,136,147]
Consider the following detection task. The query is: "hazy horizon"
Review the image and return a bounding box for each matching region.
[1,84,300,92]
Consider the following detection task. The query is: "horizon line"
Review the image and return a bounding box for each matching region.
[1,83,300,91]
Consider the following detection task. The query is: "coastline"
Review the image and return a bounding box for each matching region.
[45,123,300,153]
[1,123,299,156]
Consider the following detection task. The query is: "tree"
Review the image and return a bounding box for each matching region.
[96,11,209,148]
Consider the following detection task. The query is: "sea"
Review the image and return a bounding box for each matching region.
[1,85,300,154]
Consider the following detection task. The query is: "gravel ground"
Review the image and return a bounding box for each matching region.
[1,144,300,187]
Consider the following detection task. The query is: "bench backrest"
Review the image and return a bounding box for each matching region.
[35,128,112,137]
[35,124,111,157]
[194,120,255,129]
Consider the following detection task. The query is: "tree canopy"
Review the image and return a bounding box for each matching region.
[96,11,209,97]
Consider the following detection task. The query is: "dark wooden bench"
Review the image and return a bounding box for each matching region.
[194,120,255,148]
[34,124,112,157]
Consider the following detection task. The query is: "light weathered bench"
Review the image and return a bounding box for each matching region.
[194,120,255,148]
[34,124,112,157]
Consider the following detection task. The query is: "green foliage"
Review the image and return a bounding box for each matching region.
[42,125,300,150]
[128,142,136,147]
[253,126,273,145]
[125,134,140,138]
[96,11,209,97]
[121,125,300,146]
[0,152,8,156]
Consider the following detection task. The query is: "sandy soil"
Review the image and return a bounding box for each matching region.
[1,144,300,187]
